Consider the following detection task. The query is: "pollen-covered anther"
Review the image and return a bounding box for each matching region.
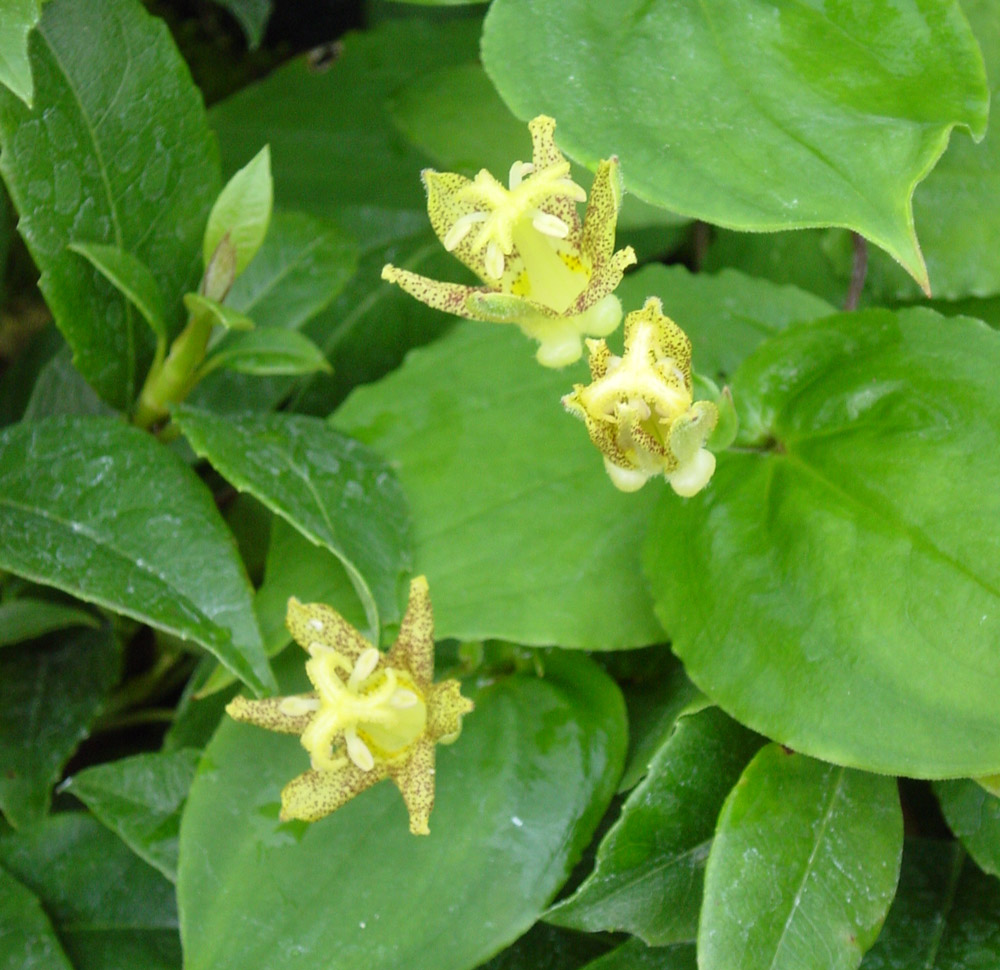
[443,211,487,251]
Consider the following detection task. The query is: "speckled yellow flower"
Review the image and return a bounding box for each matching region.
[563,297,719,496]
[226,576,473,835]
[382,116,636,368]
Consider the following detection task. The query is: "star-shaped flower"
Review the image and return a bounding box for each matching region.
[563,297,719,495]
[226,576,473,835]
[382,116,636,368]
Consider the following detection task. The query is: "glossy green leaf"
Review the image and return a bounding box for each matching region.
[0,865,73,970]
[482,0,988,291]
[0,0,220,409]
[0,813,181,970]
[700,746,902,970]
[22,347,115,421]
[203,145,272,277]
[178,650,626,970]
[476,923,610,970]
[579,939,696,970]
[0,416,273,694]
[645,308,1000,776]
[548,708,762,944]
[0,597,98,648]
[933,779,1000,878]
[0,0,41,105]
[614,264,834,384]
[62,748,200,882]
[68,242,167,342]
[332,321,662,649]
[174,407,411,640]
[183,293,254,332]
[0,624,120,828]
[201,328,331,377]
[211,0,271,48]
[860,840,1000,969]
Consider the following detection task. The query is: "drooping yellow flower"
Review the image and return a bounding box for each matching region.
[382,116,637,368]
[563,297,719,496]
[226,576,473,835]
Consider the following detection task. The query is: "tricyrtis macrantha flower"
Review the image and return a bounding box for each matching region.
[382,115,637,368]
[226,576,473,835]
[563,297,719,496]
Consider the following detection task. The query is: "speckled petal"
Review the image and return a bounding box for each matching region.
[279,763,387,822]
[423,169,496,282]
[225,694,316,734]
[381,265,486,320]
[390,575,435,685]
[389,738,436,835]
[580,158,625,268]
[566,245,636,316]
[286,597,372,660]
[528,116,583,244]
[427,679,475,742]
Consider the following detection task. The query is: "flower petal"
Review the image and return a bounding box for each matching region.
[427,679,475,742]
[528,116,583,244]
[381,265,489,319]
[226,694,316,734]
[580,158,626,268]
[389,575,434,684]
[388,737,436,835]
[279,763,387,822]
[286,597,371,660]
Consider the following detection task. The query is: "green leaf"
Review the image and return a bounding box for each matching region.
[332,321,662,649]
[22,347,115,421]
[174,407,411,640]
[481,0,988,292]
[203,145,272,278]
[226,210,358,331]
[62,748,200,883]
[0,596,98,648]
[0,865,73,970]
[615,264,835,384]
[0,416,273,694]
[0,0,41,105]
[701,746,903,970]
[860,840,1000,969]
[200,328,331,377]
[579,939,696,970]
[182,293,254,331]
[0,624,120,828]
[0,813,181,970]
[645,308,1000,776]
[68,242,167,342]
[548,708,762,944]
[178,650,626,970]
[210,0,271,49]
[0,0,220,409]
[933,779,1000,878]
[209,18,480,248]
[476,923,610,970]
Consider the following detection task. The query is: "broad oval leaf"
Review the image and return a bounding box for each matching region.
[933,779,1000,878]
[173,407,411,639]
[0,813,181,970]
[0,0,220,408]
[0,623,120,829]
[0,416,273,694]
[0,866,73,970]
[0,0,42,105]
[332,321,663,649]
[481,0,988,291]
[700,746,902,970]
[62,748,200,883]
[645,308,1000,776]
[580,939,696,970]
[0,596,98,648]
[547,707,762,944]
[178,651,626,970]
[860,840,1000,969]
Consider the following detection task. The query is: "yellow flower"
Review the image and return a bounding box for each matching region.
[226,576,473,835]
[382,116,637,368]
[563,297,719,496]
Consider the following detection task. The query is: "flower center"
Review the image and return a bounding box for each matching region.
[294,645,427,773]
[445,160,588,292]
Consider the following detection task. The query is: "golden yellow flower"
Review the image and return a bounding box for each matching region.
[563,297,719,495]
[382,116,636,368]
[226,576,473,835]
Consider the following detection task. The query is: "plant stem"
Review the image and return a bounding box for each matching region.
[843,232,868,311]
